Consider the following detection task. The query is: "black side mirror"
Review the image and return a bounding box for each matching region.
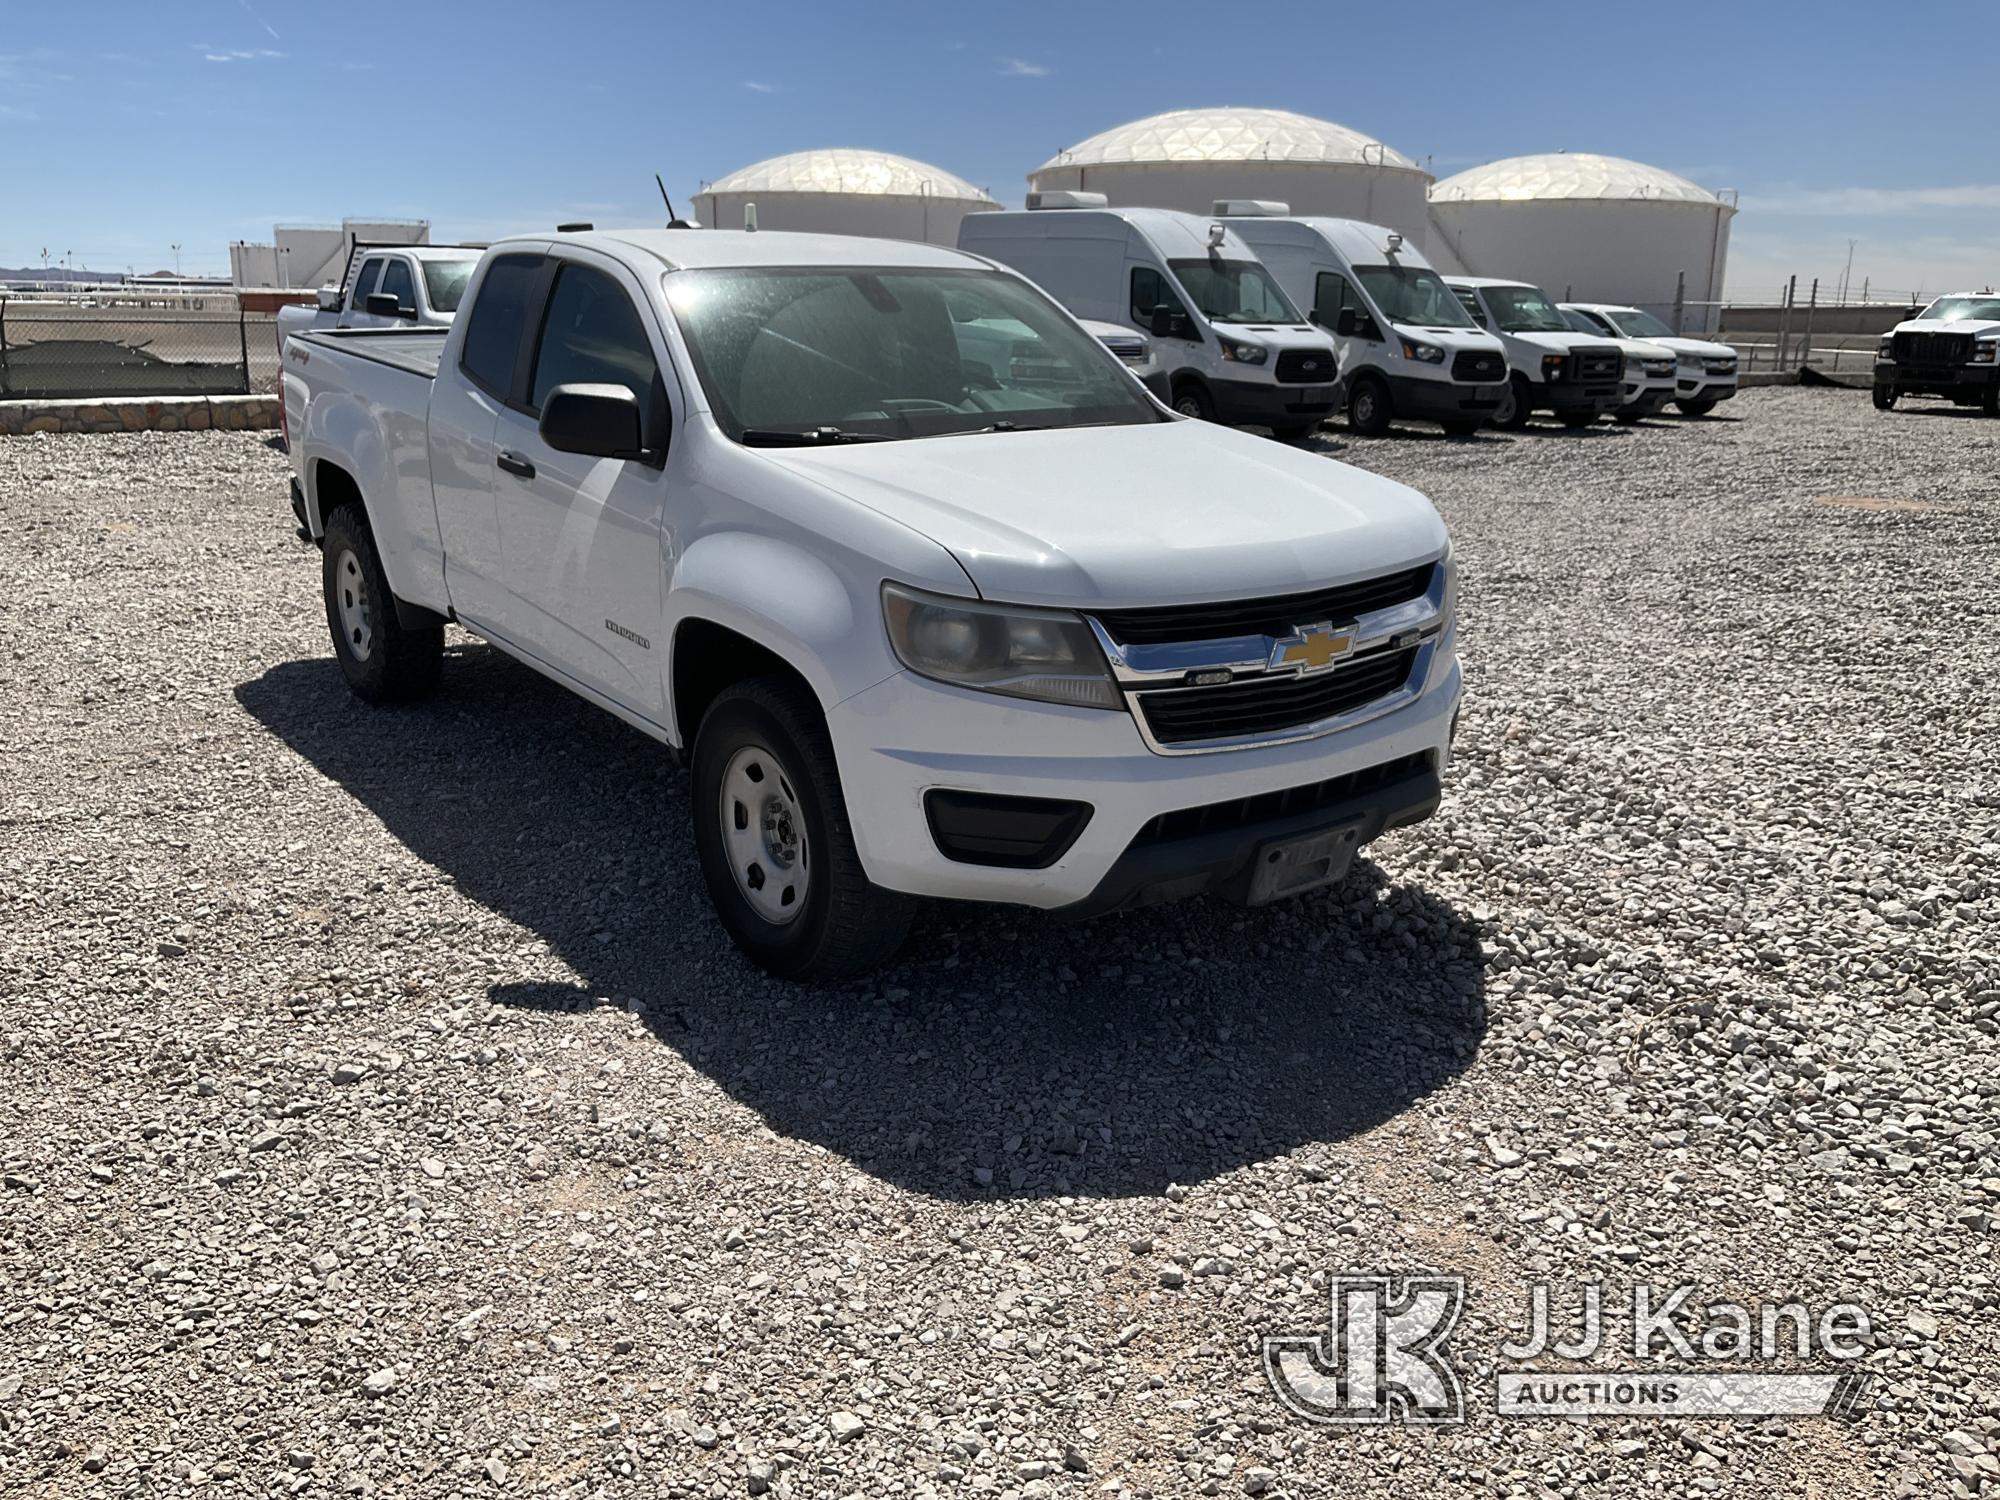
[1149,306,1174,339]
[364,291,411,319]
[539,383,651,463]
[1335,307,1357,337]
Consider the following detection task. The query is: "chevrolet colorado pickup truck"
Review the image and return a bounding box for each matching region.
[283,228,1460,979]
[1874,291,2000,415]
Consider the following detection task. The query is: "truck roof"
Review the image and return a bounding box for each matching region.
[491,228,988,273]
[962,207,1257,260]
[1225,215,1424,268]
[1562,301,1641,314]
[1443,275,1536,290]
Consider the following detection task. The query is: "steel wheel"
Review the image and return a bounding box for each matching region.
[718,743,811,925]
[333,547,374,662]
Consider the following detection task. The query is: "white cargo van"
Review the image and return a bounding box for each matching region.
[1444,277,1625,430]
[1220,209,1507,437]
[959,195,1341,442]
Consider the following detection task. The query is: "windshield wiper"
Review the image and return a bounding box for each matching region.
[739,426,896,447]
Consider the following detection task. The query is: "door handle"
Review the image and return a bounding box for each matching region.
[496,450,536,479]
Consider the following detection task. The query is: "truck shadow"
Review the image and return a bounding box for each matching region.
[235,645,1488,1202]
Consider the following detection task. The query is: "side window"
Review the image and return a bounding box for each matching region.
[1586,311,1615,335]
[1314,271,1353,327]
[529,262,662,417]
[459,254,545,400]
[378,258,416,313]
[1452,287,1486,325]
[350,258,383,305]
[1130,266,1171,322]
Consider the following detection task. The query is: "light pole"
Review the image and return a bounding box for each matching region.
[171,243,182,278]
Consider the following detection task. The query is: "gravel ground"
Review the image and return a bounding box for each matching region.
[0,388,1994,1498]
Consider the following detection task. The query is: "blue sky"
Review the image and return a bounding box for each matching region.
[4,0,1996,297]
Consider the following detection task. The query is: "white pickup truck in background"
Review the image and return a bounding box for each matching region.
[283,228,1460,979]
[1873,290,2000,416]
[276,245,482,349]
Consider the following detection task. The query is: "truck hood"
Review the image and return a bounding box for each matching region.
[759,420,1446,609]
[1600,337,1676,361]
[1654,336,1735,359]
[1503,330,1610,356]
[1388,324,1505,354]
[1890,318,2000,337]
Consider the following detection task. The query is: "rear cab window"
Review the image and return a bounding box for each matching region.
[459,254,547,400]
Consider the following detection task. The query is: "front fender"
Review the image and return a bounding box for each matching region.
[667,532,894,719]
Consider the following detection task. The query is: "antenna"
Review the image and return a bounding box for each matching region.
[657,173,695,229]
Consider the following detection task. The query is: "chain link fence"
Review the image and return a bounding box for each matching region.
[0,301,282,401]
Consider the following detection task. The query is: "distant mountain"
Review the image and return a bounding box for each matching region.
[0,265,129,284]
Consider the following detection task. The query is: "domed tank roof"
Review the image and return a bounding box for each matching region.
[1034,107,1420,173]
[700,149,996,203]
[1431,152,1730,208]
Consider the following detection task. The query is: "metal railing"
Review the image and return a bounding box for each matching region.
[0,302,282,400]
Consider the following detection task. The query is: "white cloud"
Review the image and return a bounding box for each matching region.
[997,56,1049,77]
[1745,182,2000,215]
[203,48,286,62]
[743,80,779,94]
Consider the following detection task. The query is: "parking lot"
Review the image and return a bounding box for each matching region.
[0,387,1994,1497]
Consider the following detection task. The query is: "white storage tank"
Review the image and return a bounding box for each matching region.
[1027,107,1432,245]
[692,149,1000,245]
[1428,153,1736,332]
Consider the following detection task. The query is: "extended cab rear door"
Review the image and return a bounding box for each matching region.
[487,249,674,720]
[430,249,549,625]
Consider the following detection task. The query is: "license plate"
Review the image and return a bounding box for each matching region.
[1247,821,1363,904]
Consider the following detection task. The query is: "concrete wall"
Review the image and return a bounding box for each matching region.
[1026,162,1435,249]
[1718,303,1914,336]
[690,192,999,245]
[0,394,279,435]
[1427,198,1735,333]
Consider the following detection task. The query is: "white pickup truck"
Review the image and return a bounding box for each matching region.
[276,246,481,349]
[1873,290,2000,416]
[283,228,1460,978]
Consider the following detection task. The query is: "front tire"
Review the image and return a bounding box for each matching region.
[1559,409,1598,429]
[1870,386,1896,411]
[1983,383,1999,417]
[321,504,441,704]
[690,676,912,981]
[1440,418,1482,437]
[1346,375,1392,437]
[1494,373,1533,431]
[1171,382,1215,422]
[1679,396,1720,417]
[1270,419,1321,443]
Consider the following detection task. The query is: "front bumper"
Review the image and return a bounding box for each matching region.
[1385,372,1505,421]
[1210,375,1341,426]
[828,643,1461,909]
[1618,383,1675,416]
[1875,358,2000,395]
[1542,380,1622,415]
[1676,371,1738,400]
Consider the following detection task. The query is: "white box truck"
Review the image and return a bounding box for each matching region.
[959,195,1341,442]
[1444,277,1625,430]
[1219,209,1508,437]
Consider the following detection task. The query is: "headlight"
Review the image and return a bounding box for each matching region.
[1705,357,1736,374]
[1643,359,1674,377]
[1541,353,1567,379]
[882,584,1122,711]
[1218,338,1268,365]
[1878,335,1895,359]
[1400,338,1446,364]
[1973,339,1998,365]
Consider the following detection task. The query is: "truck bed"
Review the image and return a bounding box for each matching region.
[293,326,447,380]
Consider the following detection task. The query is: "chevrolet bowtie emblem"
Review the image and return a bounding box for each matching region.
[1271,622,1355,675]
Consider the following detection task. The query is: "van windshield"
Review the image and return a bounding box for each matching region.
[1918,295,2000,323]
[421,258,475,314]
[1167,259,1303,325]
[663,266,1163,443]
[1352,266,1476,328]
[1481,285,1572,334]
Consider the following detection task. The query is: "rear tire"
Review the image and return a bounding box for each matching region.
[1171,383,1215,422]
[690,676,912,981]
[1870,386,1896,411]
[1346,375,1392,437]
[1679,396,1720,416]
[322,504,442,704]
[1494,373,1533,431]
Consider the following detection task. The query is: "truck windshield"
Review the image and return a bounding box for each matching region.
[422,259,475,314]
[663,266,1162,442]
[1605,307,1675,339]
[1918,295,2000,323]
[1352,266,1476,328]
[1167,260,1303,325]
[1481,285,1573,334]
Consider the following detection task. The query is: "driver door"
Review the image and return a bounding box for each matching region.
[490,257,673,720]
